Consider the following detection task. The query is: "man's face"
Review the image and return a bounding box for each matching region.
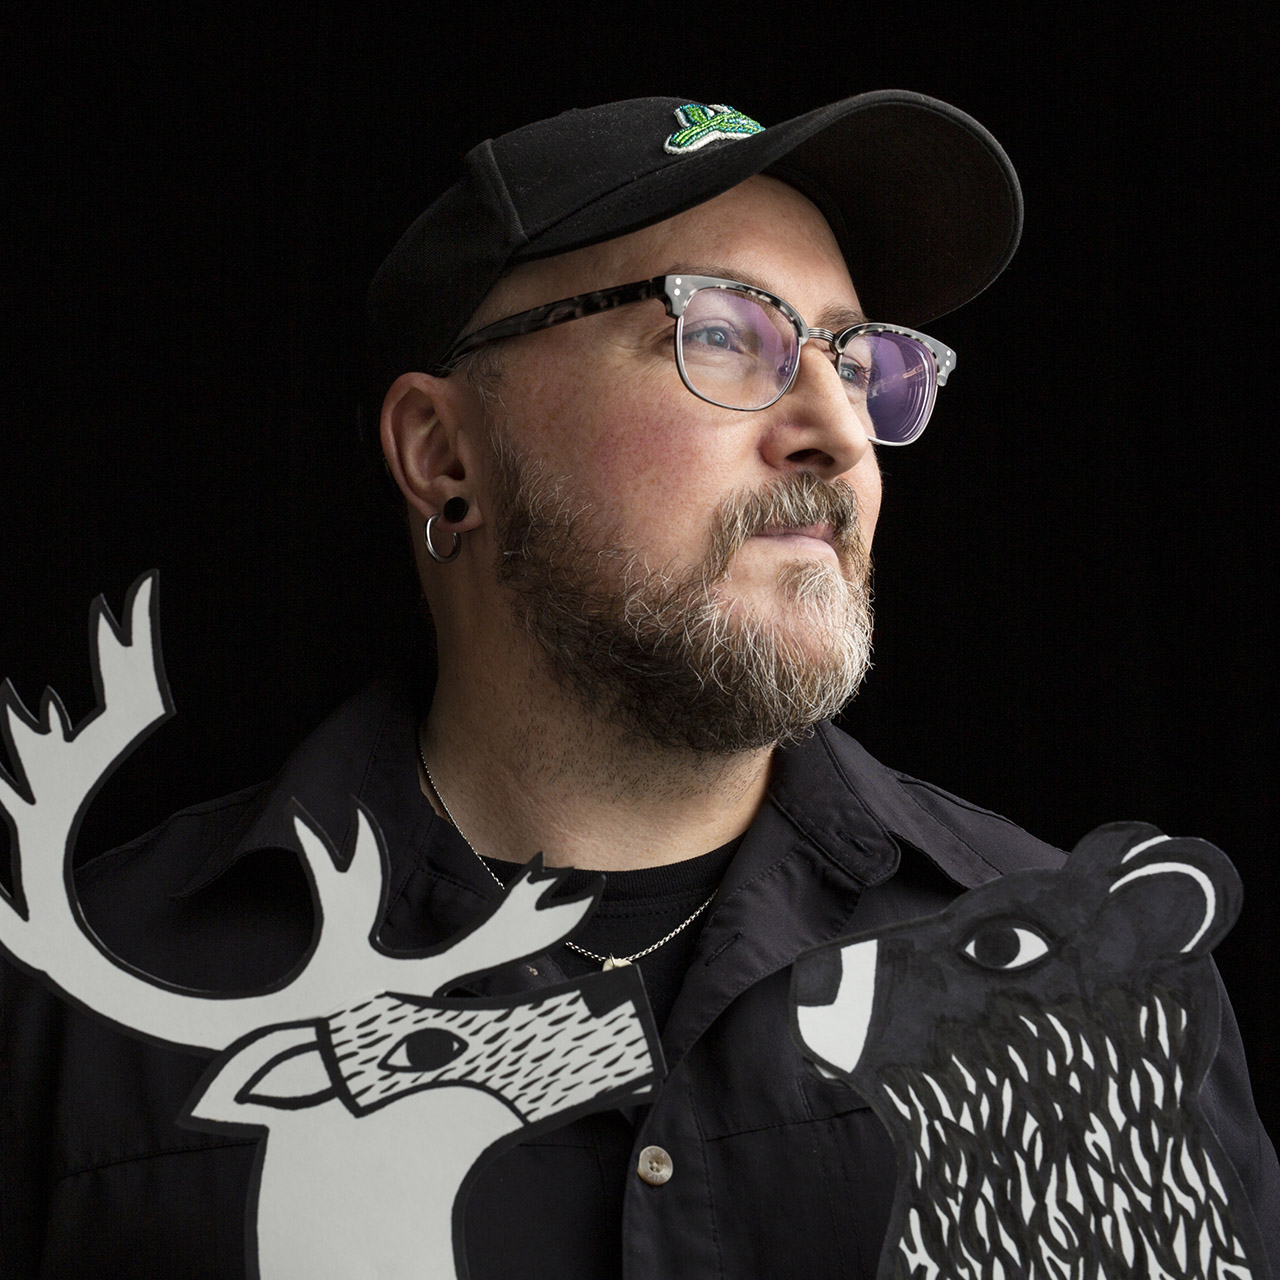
[465,176,881,752]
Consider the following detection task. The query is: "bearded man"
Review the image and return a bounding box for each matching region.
[1,93,1276,1278]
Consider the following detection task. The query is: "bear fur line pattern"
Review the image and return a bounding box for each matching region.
[792,818,1270,1279]
[879,986,1251,1278]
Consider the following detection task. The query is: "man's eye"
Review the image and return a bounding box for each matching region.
[962,924,1050,970]
[685,323,748,354]
[839,358,872,390]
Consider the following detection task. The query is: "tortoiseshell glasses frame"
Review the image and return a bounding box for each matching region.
[439,274,955,445]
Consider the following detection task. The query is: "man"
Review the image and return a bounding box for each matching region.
[1,93,1276,1277]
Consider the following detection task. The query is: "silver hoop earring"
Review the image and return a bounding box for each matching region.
[423,514,462,564]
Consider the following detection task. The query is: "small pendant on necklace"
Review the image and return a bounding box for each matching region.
[602,955,632,971]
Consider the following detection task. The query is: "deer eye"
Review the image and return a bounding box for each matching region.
[962,924,1049,970]
[381,1029,468,1072]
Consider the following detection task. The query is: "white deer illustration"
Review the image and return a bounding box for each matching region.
[0,574,663,1279]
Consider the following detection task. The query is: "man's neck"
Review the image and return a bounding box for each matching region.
[418,635,773,872]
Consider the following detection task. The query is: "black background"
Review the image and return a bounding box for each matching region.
[4,9,1277,1136]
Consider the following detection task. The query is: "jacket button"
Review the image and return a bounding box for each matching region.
[637,1145,673,1186]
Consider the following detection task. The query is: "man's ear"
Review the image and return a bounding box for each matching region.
[379,372,483,530]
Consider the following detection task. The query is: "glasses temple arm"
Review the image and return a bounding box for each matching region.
[438,278,668,372]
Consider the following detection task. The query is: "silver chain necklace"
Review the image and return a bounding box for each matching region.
[417,734,716,971]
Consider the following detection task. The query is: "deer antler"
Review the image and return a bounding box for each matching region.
[0,574,171,925]
[288,809,599,998]
[417,856,599,995]
[0,574,234,1044]
[0,576,601,1054]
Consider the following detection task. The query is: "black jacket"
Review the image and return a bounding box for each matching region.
[2,680,1276,1277]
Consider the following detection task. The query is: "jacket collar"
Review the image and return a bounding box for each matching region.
[178,680,1041,901]
[797,721,1057,888]
[176,678,493,902]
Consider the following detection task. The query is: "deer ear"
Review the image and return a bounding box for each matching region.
[183,1023,334,1129]
[1093,836,1243,965]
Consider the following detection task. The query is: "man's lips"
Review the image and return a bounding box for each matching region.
[750,523,839,558]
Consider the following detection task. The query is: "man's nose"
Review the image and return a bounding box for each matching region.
[757,344,874,479]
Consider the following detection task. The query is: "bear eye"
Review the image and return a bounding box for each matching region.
[381,1029,468,1073]
[962,924,1049,970]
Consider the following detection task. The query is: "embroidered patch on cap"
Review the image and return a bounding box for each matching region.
[663,103,764,154]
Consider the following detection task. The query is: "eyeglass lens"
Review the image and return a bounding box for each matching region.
[678,288,937,444]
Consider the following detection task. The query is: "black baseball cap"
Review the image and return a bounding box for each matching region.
[367,91,1021,398]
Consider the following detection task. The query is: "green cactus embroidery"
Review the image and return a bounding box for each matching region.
[663,103,764,154]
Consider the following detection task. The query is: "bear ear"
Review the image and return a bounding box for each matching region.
[1095,833,1243,964]
[1066,822,1171,876]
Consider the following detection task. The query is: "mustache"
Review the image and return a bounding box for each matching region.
[703,474,863,578]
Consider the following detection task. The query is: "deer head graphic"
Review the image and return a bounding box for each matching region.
[0,574,664,1279]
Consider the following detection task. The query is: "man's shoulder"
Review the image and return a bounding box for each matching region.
[78,676,413,895]
[79,783,270,899]
[813,720,1066,885]
[64,676,433,989]
[67,678,414,988]
[72,781,315,989]
[878,762,1066,871]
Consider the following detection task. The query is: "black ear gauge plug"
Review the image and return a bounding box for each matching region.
[442,497,469,524]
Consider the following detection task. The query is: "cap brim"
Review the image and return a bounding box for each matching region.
[517,90,1022,327]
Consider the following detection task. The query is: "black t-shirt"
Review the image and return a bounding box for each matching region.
[482,837,742,1031]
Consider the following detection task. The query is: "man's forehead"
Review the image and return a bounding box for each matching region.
[473,175,858,327]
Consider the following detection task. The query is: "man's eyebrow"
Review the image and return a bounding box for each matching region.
[661,263,867,329]
[815,301,869,331]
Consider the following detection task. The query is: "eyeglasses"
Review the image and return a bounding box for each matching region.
[440,274,955,446]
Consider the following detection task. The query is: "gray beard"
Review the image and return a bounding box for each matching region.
[486,419,874,754]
